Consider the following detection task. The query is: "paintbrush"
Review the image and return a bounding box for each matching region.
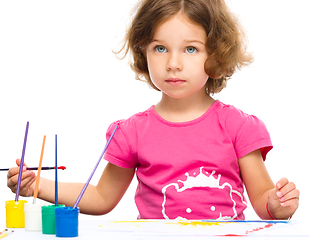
[33,135,46,204]
[73,125,118,208]
[15,121,29,202]
[0,230,14,239]
[0,166,66,171]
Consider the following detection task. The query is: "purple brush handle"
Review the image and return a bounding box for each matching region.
[73,125,118,209]
[55,135,58,206]
[15,121,29,202]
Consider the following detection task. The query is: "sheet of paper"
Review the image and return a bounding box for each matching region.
[98,220,299,237]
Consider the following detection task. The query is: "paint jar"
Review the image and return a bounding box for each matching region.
[24,203,43,231]
[5,200,27,228]
[55,206,79,237]
[41,204,65,234]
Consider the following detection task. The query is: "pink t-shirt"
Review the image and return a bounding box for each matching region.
[104,100,273,220]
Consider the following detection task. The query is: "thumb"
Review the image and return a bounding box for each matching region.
[16,158,28,168]
[267,182,283,213]
[268,186,280,201]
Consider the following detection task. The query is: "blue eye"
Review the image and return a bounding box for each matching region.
[186,46,197,54]
[155,46,166,53]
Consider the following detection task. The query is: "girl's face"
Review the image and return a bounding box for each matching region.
[146,13,209,100]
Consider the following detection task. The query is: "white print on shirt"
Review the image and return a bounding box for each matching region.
[161,167,247,220]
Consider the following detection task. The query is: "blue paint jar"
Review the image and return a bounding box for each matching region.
[55,206,79,237]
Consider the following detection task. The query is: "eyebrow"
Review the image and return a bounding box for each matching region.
[151,39,205,45]
[184,40,206,45]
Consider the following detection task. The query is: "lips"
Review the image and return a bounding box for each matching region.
[165,78,186,86]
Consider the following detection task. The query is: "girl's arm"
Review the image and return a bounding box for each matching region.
[39,162,135,215]
[238,150,299,220]
[8,159,135,215]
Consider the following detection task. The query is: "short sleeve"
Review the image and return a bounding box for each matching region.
[104,121,138,168]
[234,114,273,160]
[222,105,273,161]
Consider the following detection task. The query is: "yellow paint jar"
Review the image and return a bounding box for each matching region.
[5,200,27,228]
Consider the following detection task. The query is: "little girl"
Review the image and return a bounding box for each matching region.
[7,0,299,220]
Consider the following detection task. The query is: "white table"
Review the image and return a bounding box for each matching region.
[2,219,309,240]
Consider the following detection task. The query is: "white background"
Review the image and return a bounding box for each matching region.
[0,0,308,226]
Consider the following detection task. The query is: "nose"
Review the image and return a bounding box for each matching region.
[166,52,183,71]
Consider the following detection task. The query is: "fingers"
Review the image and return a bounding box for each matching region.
[21,173,36,195]
[276,178,300,207]
[8,158,28,179]
[7,159,36,197]
[276,177,289,190]
[7,170,35,189]
[9,171,36,197]
[267,178,300,219]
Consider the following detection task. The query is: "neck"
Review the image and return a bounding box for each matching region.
[155,91,215,122]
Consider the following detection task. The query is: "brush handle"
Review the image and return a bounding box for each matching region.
[15,121,29,202]
[28,167,53,170]
[73,125,118,209]
[0,230,13,239]
[33,135,46,199]
[55,135,58,206]
[0,166,66,171]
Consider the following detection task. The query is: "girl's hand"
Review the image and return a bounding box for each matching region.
[268,177,300,219]
[7,159,37,197]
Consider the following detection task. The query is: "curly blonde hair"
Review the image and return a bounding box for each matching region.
[116,0,253,94]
